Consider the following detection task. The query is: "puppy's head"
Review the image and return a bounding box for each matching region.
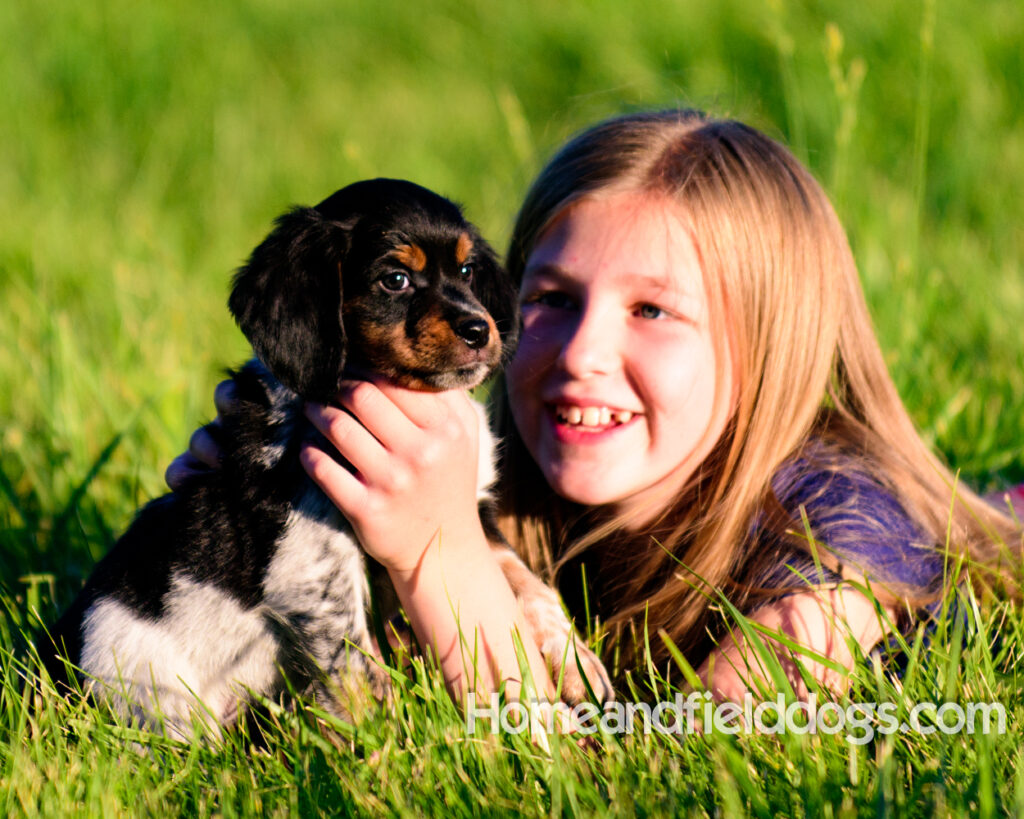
[229,179,518,403]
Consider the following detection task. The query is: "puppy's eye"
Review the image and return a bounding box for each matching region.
[458,263,473,281]
[379,272,411,292]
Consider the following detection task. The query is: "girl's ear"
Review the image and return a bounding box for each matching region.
[469,237,521,363]
[229,206,356,402]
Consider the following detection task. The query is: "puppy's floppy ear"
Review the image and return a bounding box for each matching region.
[229,207,356,402]
[469,238,520,362]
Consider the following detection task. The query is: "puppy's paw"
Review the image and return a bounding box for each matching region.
[542,632,614,707]
[316,658,390,727]
[492,546,614,705]
[363,659,391,702]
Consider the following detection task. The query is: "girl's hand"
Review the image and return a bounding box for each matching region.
[164,380,236,490]
[302,380,554,701]
[698,587,894,701]
[300,379,487,575]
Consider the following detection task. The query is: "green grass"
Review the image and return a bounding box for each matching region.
[1,0,1022,814]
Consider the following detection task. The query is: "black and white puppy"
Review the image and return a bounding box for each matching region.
[45,179,611,734]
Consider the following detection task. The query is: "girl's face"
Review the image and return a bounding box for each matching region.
[507,190,734,521]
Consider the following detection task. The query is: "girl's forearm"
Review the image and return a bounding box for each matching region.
[386,519,554,703]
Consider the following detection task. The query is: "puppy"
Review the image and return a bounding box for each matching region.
[44,179,611,735]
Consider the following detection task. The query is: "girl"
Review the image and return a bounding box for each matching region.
[170,110,1023,701]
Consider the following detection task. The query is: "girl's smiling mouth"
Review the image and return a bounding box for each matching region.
[547,402,640,441]
[553,404,635,427]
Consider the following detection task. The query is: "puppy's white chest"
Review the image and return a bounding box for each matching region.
[262,485,367,622]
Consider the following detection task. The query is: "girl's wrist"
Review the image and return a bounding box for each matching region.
[383,518,491,588]
[382,520,552,700]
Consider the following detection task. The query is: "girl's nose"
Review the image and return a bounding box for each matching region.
[557,305,620,378]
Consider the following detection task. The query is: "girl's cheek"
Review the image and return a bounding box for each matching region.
[513,316,561,367]
[506,343,539,397]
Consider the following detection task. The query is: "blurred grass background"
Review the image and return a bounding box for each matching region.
[1,0,1021,609]
[1,0,1023,813]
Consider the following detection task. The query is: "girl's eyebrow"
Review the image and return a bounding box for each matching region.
[521,261,569,280]
[523,263,699,301]
[524,262,668,289]
[617,271,681,292]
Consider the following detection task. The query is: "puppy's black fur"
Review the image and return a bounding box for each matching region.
[43,179,523,732]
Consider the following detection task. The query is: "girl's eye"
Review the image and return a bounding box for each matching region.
[636,304,666,320]
[458,263,474,280]
[527,291,575,310]
[379,272,411,292]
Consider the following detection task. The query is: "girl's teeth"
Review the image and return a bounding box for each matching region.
[556,406,635,427]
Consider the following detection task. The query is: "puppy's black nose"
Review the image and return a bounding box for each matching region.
[455,318,490,349]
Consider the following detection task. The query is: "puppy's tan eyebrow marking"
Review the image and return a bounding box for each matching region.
[455,232,473,265]
[391,243,427,272]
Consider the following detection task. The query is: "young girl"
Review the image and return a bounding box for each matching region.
[170,109,1023,701]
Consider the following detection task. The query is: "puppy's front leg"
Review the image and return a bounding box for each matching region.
[493,548,614,705]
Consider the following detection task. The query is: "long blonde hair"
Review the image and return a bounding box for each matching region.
[494,110,1021,668]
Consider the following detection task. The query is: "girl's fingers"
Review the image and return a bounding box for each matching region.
[377,383,458,429]
[189,423,223,468]
[341,378,473,436]
[303,401,392,485]
[383,382,473,430]
[164,453,209,491]
[335,380,420,444]
[334,380,468,456]
[165,423,223,491]
[213,379,239,417]
[300,442,367,514]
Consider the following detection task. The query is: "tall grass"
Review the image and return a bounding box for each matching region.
[1,0,1022,814]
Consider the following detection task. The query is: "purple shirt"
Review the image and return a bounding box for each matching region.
[746,440,960,671]
[756,443,949,595]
